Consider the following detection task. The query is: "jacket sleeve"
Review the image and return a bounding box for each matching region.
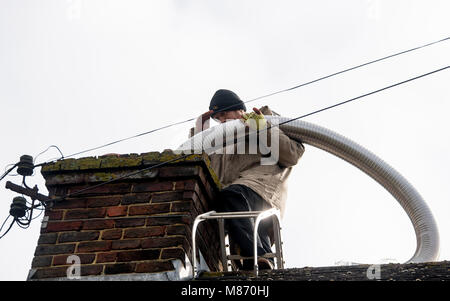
[269,125,305,168]
[259,105,305,167]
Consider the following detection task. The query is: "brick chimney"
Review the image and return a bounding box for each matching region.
[28,151,223,280]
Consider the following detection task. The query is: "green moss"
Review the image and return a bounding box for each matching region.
[40,152,221,191]
[141,151,162,163]
[78,157,101,170]
[91,172,115,182]
[201,153,222,190]
[41,160,62,172]
[100,155,142,169]
[59,158,78,170]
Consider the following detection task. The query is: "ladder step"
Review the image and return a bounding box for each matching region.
[227,253,277,260]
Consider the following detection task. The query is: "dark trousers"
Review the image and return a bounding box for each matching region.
[215,184,273,268]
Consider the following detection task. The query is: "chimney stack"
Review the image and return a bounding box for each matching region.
[28,151,223,280]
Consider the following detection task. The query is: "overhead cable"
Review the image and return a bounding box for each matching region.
[33,36,449,167]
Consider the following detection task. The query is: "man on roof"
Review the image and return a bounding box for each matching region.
[189,89,305,270]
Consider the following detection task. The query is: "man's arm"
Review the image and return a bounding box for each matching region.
[270,126,305,168]
[258,105,305,168]
[188,110,214,138]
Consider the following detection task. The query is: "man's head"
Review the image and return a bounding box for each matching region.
[209,89,246,123]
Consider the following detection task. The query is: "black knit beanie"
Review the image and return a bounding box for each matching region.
[209,89,246,116]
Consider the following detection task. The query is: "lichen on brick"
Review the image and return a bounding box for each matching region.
[100,155,142,169]
[78,157,101,170]
[41,160,62,172]
[59,158,79,171]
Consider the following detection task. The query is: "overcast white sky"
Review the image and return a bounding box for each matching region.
[0,0,449,280]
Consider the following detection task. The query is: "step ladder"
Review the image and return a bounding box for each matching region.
[191,208,284,277]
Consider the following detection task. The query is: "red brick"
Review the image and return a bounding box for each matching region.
[107,206,128,217]
[170,201,192,213]
[52,198,87,209]
[87,196,122,208]
[101,229,123,240]
[29,267,67,279]
[124,227,165,238]
[160,247,186,264]
[114,218,145,228]
[96,252,118,263]
[82,219,115,230]
[77,241,112,253]
[159,166,199,178]
[45,210,64,221]
[34,244,76,256]
[58,231,100,243]
[53,253,96,266]
[131,181,173,193]
[64,208,106,220]
[32,256,52,268]
[38,233,58,245]
[80,264,104,276]
[146,215,191,227]
[166,224,189,236]
[45,221,83,233]
[111,239,141,250]
[135,261,174,273]
[121,193,151,205]
[173,179,197,190]
[141,236,185,249]
[104,263,136,275]
[116,249,160,262]
[70,183,131,196]
[128,203,170,216]
[151,191,184,203]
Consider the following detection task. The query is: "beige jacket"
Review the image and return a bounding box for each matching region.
[188,106,305,217]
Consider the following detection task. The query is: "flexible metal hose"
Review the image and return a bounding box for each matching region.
[176,116,440,263]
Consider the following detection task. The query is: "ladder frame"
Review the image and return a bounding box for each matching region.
[191,208,284,277]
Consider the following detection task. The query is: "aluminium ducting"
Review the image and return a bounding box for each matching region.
[176,116,440,263]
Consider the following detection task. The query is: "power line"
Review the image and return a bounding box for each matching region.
[32,36,449,167]
[49,65,449,201]
[276,65,450,126]
[245,36,449,104]
[0,164,18,182]
[0,216,14,240]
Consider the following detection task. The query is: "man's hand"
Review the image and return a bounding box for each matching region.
[252,107,262,115]
[242,107,267,130]
[194,109,214,135]
[201,110,214,124]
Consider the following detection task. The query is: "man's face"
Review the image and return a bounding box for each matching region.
[212,109,245,123]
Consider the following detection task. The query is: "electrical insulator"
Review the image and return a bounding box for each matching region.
[10,196,27,218]
[17,155,34,176]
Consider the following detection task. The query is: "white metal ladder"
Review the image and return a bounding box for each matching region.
[191,208,284,277]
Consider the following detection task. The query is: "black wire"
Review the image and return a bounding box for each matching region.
[0,163,18,182]
[32,36,449,168]
[49,65,449,202]
[34,145,64,163]
[0,216,15,240]
[32,145,65,174]
[16,219,30,229]
[31,207,44,221]
[191,66,450,155]
[245,36,450,104]
[0,215,11,233]
[275,65,450,127]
